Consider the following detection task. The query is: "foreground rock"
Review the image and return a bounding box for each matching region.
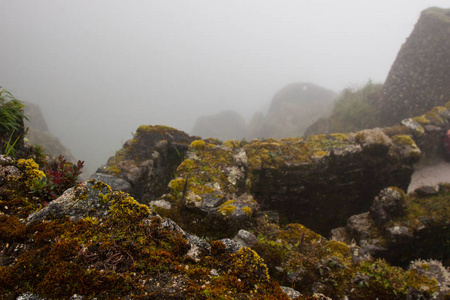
[0,160,294,299]
[331,185,450,268]
[157,128,419,237]
[1,155,445,299]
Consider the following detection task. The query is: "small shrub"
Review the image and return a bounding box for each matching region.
[30,155,84,201]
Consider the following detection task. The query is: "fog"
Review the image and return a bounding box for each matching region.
[0,0,448,173]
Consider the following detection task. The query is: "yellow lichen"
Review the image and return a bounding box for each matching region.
[218,200,236,216]
[242,206,252,216]
[106,166,121,174]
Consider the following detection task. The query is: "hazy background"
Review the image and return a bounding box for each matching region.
[1,0,448,173]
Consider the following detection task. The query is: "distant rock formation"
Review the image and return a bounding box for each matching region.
[249,82,336,139]
[23,102,77,163]
[191,110,246,141]
[376,7,450,126]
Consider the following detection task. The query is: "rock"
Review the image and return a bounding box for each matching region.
[377,7,450,126]
[148,199,172,210]
[219,238,242,253]
[16,293,45,300]
[370,187,407,226]
[331,184,450,268]
[414,185,439,197]
[233,229,258,248]
[89,173,131,193]
[27,180,114,222]
[409,259,450,297]
[249,82,336,139]
[280,286,302,299]
[100,125,199,204]
[387,225,413,243]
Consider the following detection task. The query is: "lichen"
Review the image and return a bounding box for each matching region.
[391,135,421,159]
[412,115,431,126]
[218,200,236,216]
[242,206,252,216]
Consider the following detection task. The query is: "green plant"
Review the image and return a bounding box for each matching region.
[30,155,84,202]
[329,81,383,133]
[0,89,28,156]
[4,130,21,157]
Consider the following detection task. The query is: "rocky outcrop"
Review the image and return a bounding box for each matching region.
[94,125,199,204]
[191,110,247,141]
[249,82,336,139]
[156,128,419,237]
[331,185,450,268]
[377,7,450,126]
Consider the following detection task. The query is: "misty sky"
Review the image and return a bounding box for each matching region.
[1,1,448,173]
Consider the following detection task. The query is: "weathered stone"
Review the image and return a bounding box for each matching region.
[89,173,131,192]
[414,185,439,197]
[27,180,112,222]
[233,229,258,248]
[377,7,450,126]
[387,225,413,243]
[219,238,242,253]
[99,125,199,205]
[370,187,407,226]
[280,286,302,299]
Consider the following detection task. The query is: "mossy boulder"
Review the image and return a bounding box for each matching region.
[332,185,450,269]
[153,127,419,238]
[252,216,440,299]
[95,125,199,204]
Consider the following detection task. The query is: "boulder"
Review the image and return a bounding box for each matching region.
[377,7,450,126]
[95,125,199,204]
[331,185,450,268]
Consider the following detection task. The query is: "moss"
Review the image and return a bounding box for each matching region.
[229,247,270,289]
[222,140,241,149]
[391,135,421,159]
[190,139,207,150]
[445,101,450,110]
[0,215,26,242]
[412,115,431,126]
[425,110,445,125]
[136,124,179,134]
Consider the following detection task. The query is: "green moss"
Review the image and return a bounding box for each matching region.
[391,135,421,159]
[412,115,431,126]
[190,139,207,150]
[425,110,444,125]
